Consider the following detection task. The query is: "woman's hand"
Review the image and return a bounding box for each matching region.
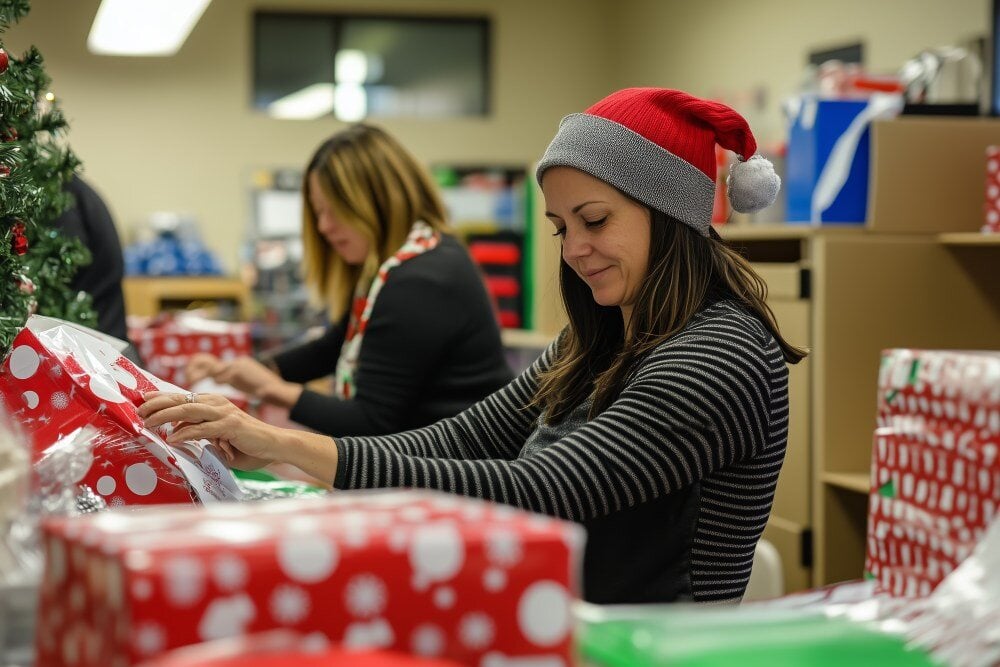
[186,353,223,385]
[186,356,303,408]
[213,357,281,396]
[140,391,280,470]
[139,392,339,481]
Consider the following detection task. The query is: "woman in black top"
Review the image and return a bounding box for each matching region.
[144,89,807,603]
[186,125,512,436]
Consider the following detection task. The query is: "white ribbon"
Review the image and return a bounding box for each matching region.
[810,93,904,223]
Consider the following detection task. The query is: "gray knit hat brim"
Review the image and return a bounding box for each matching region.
[536,114,716,236]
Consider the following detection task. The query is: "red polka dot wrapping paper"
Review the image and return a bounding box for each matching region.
[985,146,1000,233]
[128,315,252,389]
[37,491,585,667]
[0,316,243,509]
[865,349,1000,597]
[138,629,467,667]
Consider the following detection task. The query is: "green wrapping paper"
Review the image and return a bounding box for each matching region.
[576,606,938,667]
[232,468,326,500]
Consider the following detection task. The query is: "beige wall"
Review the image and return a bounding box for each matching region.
[612,0,990,145]
[9,0,616,271]
[7,0,992,271]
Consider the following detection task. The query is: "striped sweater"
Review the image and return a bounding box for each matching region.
[334,299,790,603]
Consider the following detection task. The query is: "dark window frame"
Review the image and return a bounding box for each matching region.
[252,10,493,118]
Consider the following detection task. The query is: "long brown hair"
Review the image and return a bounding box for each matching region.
[531,210,808,423]
[301,124,449,320]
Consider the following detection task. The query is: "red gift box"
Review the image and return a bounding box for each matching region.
[0,316,242,508]
[129,314,252,389]
[986,145,1000,233]
[38,491,584,667]
[865,349,1000,597]
[135,630,466,667]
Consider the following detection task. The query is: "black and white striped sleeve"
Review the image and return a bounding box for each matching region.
[331,340,558,482]
[333,326,775,523]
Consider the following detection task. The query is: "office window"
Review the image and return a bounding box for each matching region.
[254,12,490,121]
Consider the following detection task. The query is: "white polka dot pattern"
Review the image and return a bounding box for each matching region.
[986,146,1000,233]
[32,491,584,667]
[8,345,40,379]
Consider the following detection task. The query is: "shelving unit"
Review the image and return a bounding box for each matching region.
[719,223,1000,588]
[803,117,1000,585]
[122,276,253,321]
[937,232,1000,246]
[820,471,871,494]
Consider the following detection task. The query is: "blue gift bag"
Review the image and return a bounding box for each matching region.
[786,95,902,224]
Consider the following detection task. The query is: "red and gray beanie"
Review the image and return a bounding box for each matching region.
[536,87,780,237]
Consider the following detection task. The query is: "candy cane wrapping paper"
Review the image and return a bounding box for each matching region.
[865,349,1000,597]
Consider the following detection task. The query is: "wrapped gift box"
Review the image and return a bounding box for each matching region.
[0,316,241,509]
[37,491,584,667]
[577,517,1000,667]
[129,314,252,389]
[139,631,467,667]
[785,95,903,224]
[985,145,1000,233]
[866,349,1000,597]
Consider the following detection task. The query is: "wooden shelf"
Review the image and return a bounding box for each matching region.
[716,223,865,241]
[123,276,252,320]
[718,226,1000,246]
[821,471,871,495]
[937,232,1000,246]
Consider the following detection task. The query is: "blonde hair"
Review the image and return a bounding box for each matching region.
[301,124,449,320]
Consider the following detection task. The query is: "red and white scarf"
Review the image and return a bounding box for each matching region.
[334,221,440,399]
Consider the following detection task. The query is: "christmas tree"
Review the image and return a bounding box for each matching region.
[0,0,96,352]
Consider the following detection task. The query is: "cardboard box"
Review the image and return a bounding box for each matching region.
[868,117,1000,233]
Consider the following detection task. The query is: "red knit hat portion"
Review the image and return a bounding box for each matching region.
[585,88,758,181]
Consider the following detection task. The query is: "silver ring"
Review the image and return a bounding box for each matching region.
[185,391,198,404]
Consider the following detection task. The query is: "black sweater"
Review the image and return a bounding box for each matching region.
[51,177,128,341]
[333,300,789,603]
[272,235,513,436]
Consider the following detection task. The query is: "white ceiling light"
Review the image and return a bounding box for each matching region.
[268,83,336,120]
[88,0,212,56]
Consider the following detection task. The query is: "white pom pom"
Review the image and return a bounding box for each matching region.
[727,155,781,213]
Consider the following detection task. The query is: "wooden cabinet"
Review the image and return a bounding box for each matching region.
[721,225,1000,588]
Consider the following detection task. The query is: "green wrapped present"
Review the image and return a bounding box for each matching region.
[232,468,327,500]
[576,605,937,667]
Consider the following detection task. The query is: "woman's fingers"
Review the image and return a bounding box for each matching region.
[187,354,222,384]
[141,392,277,465]
[140,391,228,412]
[167,420,231,444]
[206,440,235,464]
[140,401,217,427]
[213,366,235,385]
[139,392,230,427]
[145,406,217,430]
